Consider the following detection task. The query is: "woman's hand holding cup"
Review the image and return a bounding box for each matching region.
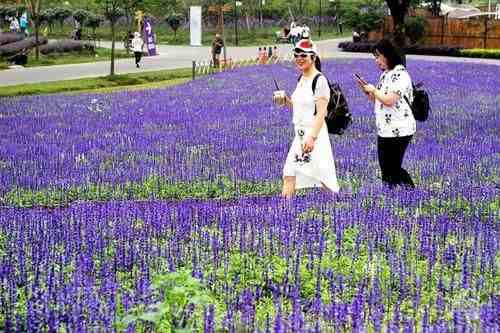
[273,90,287,106]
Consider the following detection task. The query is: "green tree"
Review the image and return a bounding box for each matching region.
[95,0,124,76]
[40,8,56,33]
[385,0,411,48]
[53,7,72,33]
[72,8,91,27]
[25,0,43,60]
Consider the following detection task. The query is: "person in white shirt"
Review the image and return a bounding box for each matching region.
[356,39,416,189]
[131,32,144,68]
[273,39,340,198]
[10,17,20,33]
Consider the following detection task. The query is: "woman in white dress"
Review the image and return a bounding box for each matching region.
[273,39,340,199]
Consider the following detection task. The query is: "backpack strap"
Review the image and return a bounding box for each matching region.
[311,73,322,95]
[311,73,322,115]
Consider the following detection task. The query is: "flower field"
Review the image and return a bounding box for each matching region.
[0,59,499,332]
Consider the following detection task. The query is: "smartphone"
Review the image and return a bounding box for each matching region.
[353,73,367,84]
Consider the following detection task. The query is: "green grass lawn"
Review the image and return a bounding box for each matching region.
[0,67,197,98]
[25,47,131,67]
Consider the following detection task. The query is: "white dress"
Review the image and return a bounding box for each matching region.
[283,74,340,192]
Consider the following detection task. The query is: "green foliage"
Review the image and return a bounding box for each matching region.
[40,8,57,28]
[460,48,500,59]
[341,0,385,32]
[73,8,92,25]
[53,7,73,28]
[405,16,427,45]
[2,175,281,207]
[0,67,193,98]
[85,13,104,31]
[118,268,218,332]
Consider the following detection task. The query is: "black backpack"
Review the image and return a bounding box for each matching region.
[404,82,430,122]
[301,73,352,135]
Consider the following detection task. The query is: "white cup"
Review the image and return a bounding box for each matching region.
[273,90,286,105]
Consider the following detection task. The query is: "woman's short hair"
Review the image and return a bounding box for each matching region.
[373,39,403,69]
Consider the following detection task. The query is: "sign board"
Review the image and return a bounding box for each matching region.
[143,18,157,56]
[190,6,202,46]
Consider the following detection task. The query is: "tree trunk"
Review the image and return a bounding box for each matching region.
[386,0,409,65]
[245,13,251,33]
[34,18,40,60]
[110,20,115,76]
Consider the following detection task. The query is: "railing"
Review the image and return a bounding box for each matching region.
[191,55,286,80]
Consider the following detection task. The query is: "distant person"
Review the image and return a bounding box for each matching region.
[10,17,20,33]
[268,45,273,59]
[355,39,416,189]
[262,47,269,63]
[272,46,279,62]
[302,24,310,39]
[283,27,290,41]
[258,46,266,64]
[131,32,144,68]
[20,13,28,36]
[352,30,360,43]
[338,19,343,34]
[211,33,224,68]
[290,22,302,45]
[8,48,28,66]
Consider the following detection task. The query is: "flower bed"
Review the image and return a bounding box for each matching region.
[0,59,498,331]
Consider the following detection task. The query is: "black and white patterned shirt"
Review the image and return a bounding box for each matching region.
[374,65,416,138]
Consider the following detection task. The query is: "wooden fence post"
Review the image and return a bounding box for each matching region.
[484,16,489,49]
[441,16,445,45]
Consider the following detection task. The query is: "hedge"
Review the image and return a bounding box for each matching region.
[0,37,48,57]
[459,48,500,59]
[338,42,463,57]
[40,39,95,55]
[0,32,25,46]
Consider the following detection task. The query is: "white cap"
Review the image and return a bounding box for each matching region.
[294,39,317,55]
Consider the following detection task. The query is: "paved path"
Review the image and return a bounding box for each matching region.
[1,38,499,87]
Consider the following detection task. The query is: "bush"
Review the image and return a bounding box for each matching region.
[39,39,94,55]
[0,36,48,57]
[405,16,427,45]
[404,45,463,56]
[338,41,375,53]
[338,42,464,56]
[0,32,25,46]
[341,0,385,32]
[459,48,500,59]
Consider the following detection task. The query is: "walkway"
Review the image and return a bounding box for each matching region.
[1,38,499,87]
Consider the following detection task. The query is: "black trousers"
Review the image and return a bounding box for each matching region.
[377,135,415,188]
[134,52,142,65]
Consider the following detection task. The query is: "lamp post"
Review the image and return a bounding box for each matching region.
[235,1,241,46]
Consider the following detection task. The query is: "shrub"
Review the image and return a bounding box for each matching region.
[0,36,48,58]
[459,48,500,59]
[405,16,427,45]
[338,42,463,56]
[341,0,385,32]
[338,41,375,53]
[39,39,95,55]
[0,32,25,46]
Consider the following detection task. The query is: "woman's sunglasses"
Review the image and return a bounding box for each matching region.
[293,53,309,59]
